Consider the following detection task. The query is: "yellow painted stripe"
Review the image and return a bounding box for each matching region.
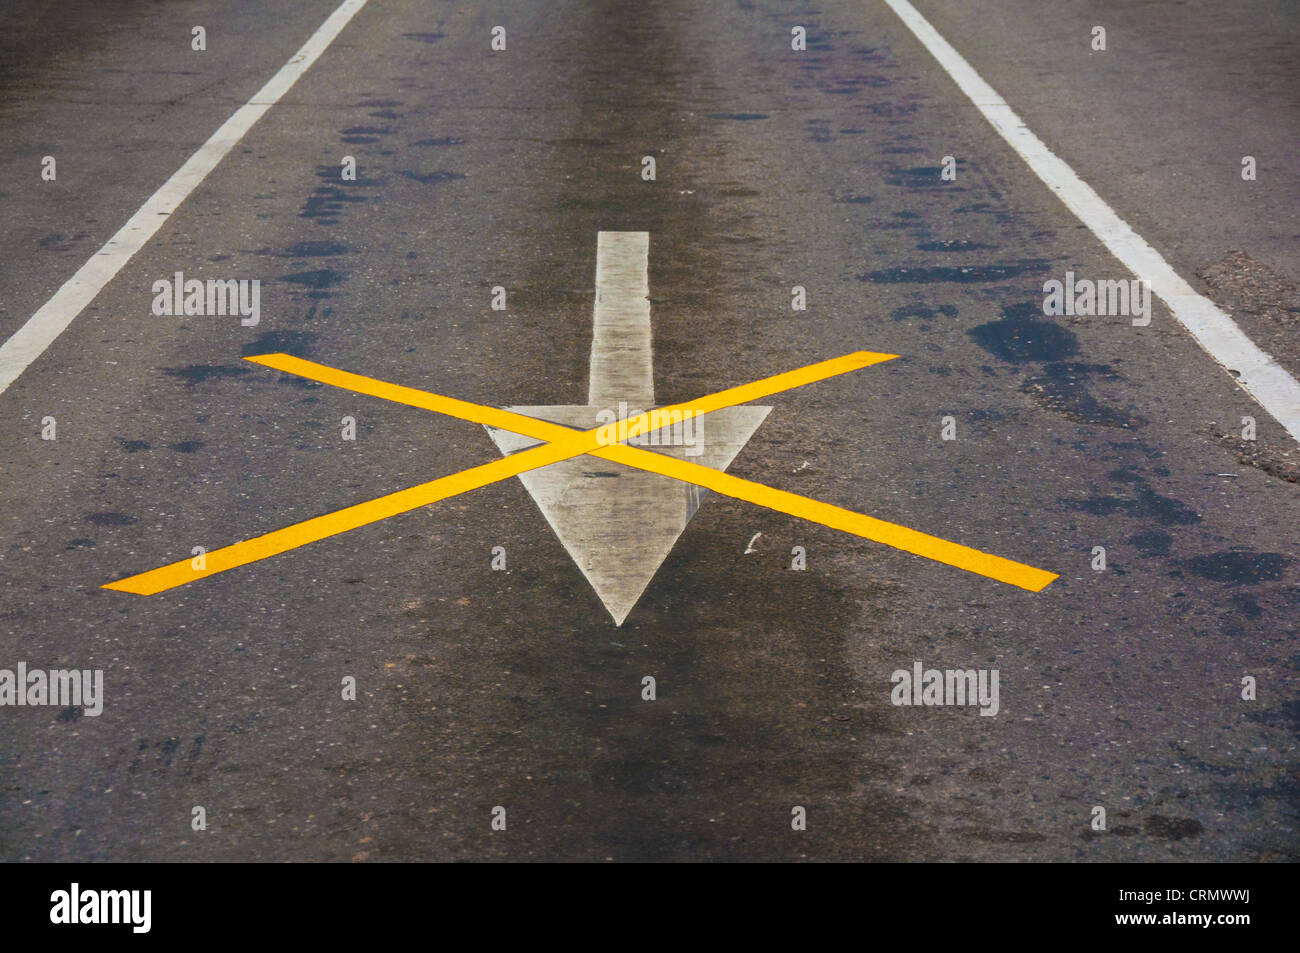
[248,356,1054,591]
[367,392,1055,592]
[242,353,575,435]
[594,445,1058,592]
[102,437,599,595]
[105,351,885,594]
[244,351,897,437]
[252,353,1052,591]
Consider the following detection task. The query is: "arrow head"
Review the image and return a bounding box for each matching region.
[486,405,770,625]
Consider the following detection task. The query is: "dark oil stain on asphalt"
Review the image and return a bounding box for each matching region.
[300,188,365,225]
[299,165,378,226]
[398,170,467,185]
[116,438,150,453]
[1183,550,1287,585]
[240,329,318,358]
[917,239,996,252]
[313,163,386,189]
[1246,699,1300,733]
[954,201,1020,225]
[478,526,923,862]
[84,512,135,526]
[860,261,1049,284]
[871,209,926,232]
[886,163,965,189]
[968,302,1078,363]
[162,365,251,386]
[411,136,466,146]
[1130,529,1173,557]
[1062,467,1201,526]
[1082,824,1140,838]
[968,304,1143,426]
[1228,593,1263,619]
[1021,363,1146,429]
[39,232,89,252]
[279,269,347,288]
[822,76,889,95]
[282,241,351,258]
[279,269,348,300]
[805,118,832,142]
[892,303,957,322]
[168,441,204,454]
[1144,815,1204,840]
[707,112,768,120]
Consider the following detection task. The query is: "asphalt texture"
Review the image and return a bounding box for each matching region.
[0,0,1296,862]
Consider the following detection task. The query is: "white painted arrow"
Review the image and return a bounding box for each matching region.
[485,231,770,625]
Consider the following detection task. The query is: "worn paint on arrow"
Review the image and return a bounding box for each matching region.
[589,231,654,410]
[483,231,772,624]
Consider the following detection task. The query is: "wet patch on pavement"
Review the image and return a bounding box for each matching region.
[1061,467,1202,526]
[861,261,1049,284]
[968,302,1078,363]
[1183,549,1287,585]
[1020,363,1147,429]
[162,364,252,386]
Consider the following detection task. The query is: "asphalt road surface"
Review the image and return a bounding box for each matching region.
[1,0,1296,862]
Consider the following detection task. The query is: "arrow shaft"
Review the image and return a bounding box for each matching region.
[589,231,653,409]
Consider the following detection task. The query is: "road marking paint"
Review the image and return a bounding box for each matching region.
[881,0,1300,443]
[488,402,771,624]
[589,231,655,409]
[248,350,885,441]
[106,349,1056,598]
[488,230,771,622]
[104,227,1057,612]
[103,350,887,595]
[0,0,370,397]
[597,442,1058,592]
[266,355,1056,593]
[371,371,1056,592]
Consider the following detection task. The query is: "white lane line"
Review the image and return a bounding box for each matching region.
[881,0,1300,444]
[588,230,655,410]
[0,0,370,397]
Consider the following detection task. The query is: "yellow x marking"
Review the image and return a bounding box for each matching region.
[103,351,1057,596]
